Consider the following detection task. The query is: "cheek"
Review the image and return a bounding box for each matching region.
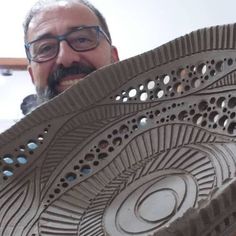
[90,45,113,68]
[31,64,51,88]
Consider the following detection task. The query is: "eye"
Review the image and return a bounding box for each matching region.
[75,36,92,43]
[32,40,57,56]
[38,44,55,54]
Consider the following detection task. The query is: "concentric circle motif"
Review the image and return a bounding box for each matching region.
[104,172,197,235]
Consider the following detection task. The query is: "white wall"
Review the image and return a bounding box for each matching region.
[1,0,236,131]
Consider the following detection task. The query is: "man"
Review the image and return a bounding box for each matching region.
[23,0,119,109]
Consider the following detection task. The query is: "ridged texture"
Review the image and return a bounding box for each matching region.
[1,23,236,236]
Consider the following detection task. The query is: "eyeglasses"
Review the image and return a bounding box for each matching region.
[25,26,111,63]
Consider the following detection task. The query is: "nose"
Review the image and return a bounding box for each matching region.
[55,41,81,67]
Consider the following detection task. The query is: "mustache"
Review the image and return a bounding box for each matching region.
[48,62,96,87]
[35,63,96,105]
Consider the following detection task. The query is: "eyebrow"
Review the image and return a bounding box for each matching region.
[29,25,89,43]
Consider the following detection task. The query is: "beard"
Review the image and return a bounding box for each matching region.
[35,62,96,106]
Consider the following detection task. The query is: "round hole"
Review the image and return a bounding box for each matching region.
[209,111,219,123]
[147,80,155,90]
[178,68,188,79]
[128,88,137,98]
[228,58,233,66]
[38,135,44,141]
[62,182,68,188]
[93,161,99,166]
[3,155,14,164]
[174,83,184,93]
[155,89,164,98]
[122,97,128,102]
[3,168,14,177]
[112,137,122,146]
[27,140,38,150]
[191,77,201,88]
[162,75,170,84]
[54,188,61,194]
[178,111,188,121]
[219,115,228,127]
[139,85,144,90]
[80,165,92,175]
[197,63,207,75]
[215,61,224,72]
[139,117,148,127]
[84,153,95,162]
[198,100,208,111]
[140,92,148,101]
[19,145,25,152]
[17,155,28,164]
[210,70,216,76]
[98,140,109,149]
[217,97,226,108]
[228,122,236,134]
[193,114,203,125]
[98,153,108,160]
[115,95,121,101]
[119,125,129,134]
[228,97,236,109]
[65,172,77,182]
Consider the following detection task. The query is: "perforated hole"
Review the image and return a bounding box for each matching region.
[84,153,95,162]
[156,89,164,98]
[178,111,188,121]
[174,83,184,93]
[198,63,207,75]
[3,168,14,177]
[140,92,148,101]
[162,75,170,84]
[215,61,224,72]
[139,117,148,127]
[139,85,144,90]
[65,172,77,182]
[228,122,236,134]
[228,97,236,109]
[219,115,228,127]
[98,140,109,149]
[115,95,121,101]
[209,111,219,123]
[217,97,226,108]
[3,155,14,164]
[193,114,203,125]
[198,101,208,111]
[80,165,92,175]
[147,80,155,90]
[17,155,27,164]
[128,88,137,98]
[178,68,188,79]
[228,58,233,66]
[191,77,201,88]
[119,125,129,134]
[122,97,128,102]
[98,153,108,160]
[27,140,38,150]
[113,137,122,146]
[38,135,44,141]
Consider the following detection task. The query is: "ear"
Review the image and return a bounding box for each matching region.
[111,46,119,62]
[27,64,35,84]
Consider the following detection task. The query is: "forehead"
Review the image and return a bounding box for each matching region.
[27,2,100,41]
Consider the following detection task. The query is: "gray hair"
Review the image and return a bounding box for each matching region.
[23,0,112,44]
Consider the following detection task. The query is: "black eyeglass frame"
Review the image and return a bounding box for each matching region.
[25,25,111,63]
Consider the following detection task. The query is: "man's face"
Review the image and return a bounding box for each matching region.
[27,2,119,102]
